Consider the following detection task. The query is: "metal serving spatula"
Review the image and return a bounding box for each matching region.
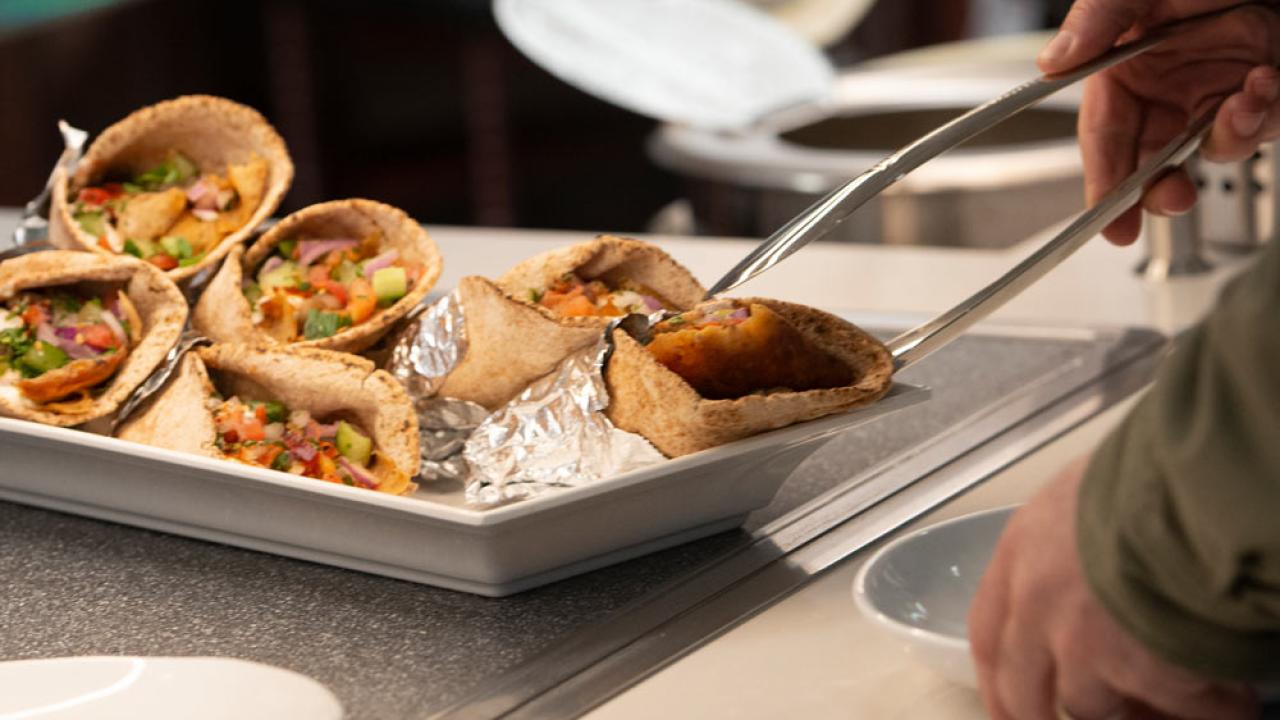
[704,2,1262,370]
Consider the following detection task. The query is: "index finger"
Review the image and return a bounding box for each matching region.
[1079,72,1146,244]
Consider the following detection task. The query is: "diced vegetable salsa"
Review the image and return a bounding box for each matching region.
[241,234,422,342]
[0,286,138,404]
[533,272,668,318]
[71,150,268,271]
[651,299,751,333]
[211,395,382,489]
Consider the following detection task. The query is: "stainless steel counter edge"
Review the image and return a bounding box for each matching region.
[429,327,1166,719]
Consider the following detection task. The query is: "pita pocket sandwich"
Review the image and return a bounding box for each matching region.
[604,298,894,457]
[49,95,293,283]
[116,344,420,495]
[194,199,442,354]
[436,236,705,409]
[0,251,187,427]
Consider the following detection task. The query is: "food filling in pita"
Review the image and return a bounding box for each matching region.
[71,150,268,271]
[532,272,670,317]
[209,394,403,491]
[240,233,427,342]
[0,285,142,409]
[645,299,854,400]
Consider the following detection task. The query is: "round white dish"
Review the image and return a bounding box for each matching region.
[852,505,1016,688]
[0,656,342,719]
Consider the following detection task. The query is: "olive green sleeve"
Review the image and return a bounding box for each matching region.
[1078,239,1280,684]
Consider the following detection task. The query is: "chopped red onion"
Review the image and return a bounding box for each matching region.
[728,308,750,321]
[186,180,210,204]
[99,310,128,345]
[192,208,218,222]
[259,256,284,277]
[642,296,663,312]
[338,456,378,489]
[306,422,338,440]
[284,431,316,461]
[297,239,358,267]
[39,324,96,359]
[361,250,399,279]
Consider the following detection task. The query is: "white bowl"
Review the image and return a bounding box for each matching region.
[852,505,1016,688]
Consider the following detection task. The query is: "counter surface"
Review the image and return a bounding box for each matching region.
[0,210,1257,718]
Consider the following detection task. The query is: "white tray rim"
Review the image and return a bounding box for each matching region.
[0,382,927,529]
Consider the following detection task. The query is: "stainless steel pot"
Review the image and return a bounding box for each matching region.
[648,69,1085,247]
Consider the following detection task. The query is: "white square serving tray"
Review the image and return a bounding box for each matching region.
[0,384,925,596]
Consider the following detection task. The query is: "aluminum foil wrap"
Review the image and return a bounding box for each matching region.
[385,292,663,500]
[463,335,664,504]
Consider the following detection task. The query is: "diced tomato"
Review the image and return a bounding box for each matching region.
[97,236,112,251]
[148,254,178,271]
[307,266,348,304]
[21,304,48,328]
[77,187,113,206]
[223,429,240,444]
[556,295,599,317]
[79,324,119,351]
[254,405,268,424]
[346,278,375,324]
[260,445,284,468]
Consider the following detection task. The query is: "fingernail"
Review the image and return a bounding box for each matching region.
[1233,110,1266,138]
[1038,31,1076,66]
[1253,73,1280,103]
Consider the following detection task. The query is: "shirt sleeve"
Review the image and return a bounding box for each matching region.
[1078,238,1280,684]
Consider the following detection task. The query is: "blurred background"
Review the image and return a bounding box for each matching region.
[0,0,1072,237]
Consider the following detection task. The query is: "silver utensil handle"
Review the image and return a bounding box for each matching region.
[886,103,1218,369]
[703,1,1264,298]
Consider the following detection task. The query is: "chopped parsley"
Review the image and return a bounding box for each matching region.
[303,309,352,340]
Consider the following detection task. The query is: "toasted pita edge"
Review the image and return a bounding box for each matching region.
[0,251,188,427]
[603,298,894,457]
[496,235,706,312]
[118,343,421,494]
[196,198,443,353]
[48,94,294,282]
[434,275,603,410]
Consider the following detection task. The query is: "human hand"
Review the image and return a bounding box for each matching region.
[968,457,1260,719]
[1038,0,1280,245]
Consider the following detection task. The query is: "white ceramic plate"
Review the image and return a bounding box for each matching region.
[852,505,1015,688]
[0,657,341,720]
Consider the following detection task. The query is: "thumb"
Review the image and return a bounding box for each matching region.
[1038,0,1156,73]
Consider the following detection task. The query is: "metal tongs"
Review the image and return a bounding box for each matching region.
[706,2,1263,369]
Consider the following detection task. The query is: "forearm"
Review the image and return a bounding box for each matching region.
[1079,239,1280,683]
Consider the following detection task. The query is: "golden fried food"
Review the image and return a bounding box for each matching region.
[646,301,854,400]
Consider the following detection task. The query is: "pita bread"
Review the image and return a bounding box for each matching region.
[117,344,421,495]
[193,198,442,354]
[0,251,188,427]
[49,95,293,282]
[604,298,894,457]
[435,236,706,409]
[497,234,705,311]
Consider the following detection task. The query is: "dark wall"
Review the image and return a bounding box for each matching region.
[0,0,983,232]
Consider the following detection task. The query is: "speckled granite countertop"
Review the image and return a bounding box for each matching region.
[0,329,1139,719]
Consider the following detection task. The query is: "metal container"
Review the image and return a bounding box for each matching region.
[648,70,1084,247]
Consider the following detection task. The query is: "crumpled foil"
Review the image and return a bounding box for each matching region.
[384,292,664,502]
[385,290,492,483]
[463,334,664,505]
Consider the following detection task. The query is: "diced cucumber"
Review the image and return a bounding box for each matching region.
[302,309,350,340]
[335,421,373,466]
[276,238,298,259]
[75,211,107,237]
[19,341,70,377]
[263,401,287,423]
[124,238,160,260]
[372,267,407,305]
[271,450,292,471]
[332,260,360,285]
[242,282,263,305]
[259,261,302,290]
[160,236,193,260]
